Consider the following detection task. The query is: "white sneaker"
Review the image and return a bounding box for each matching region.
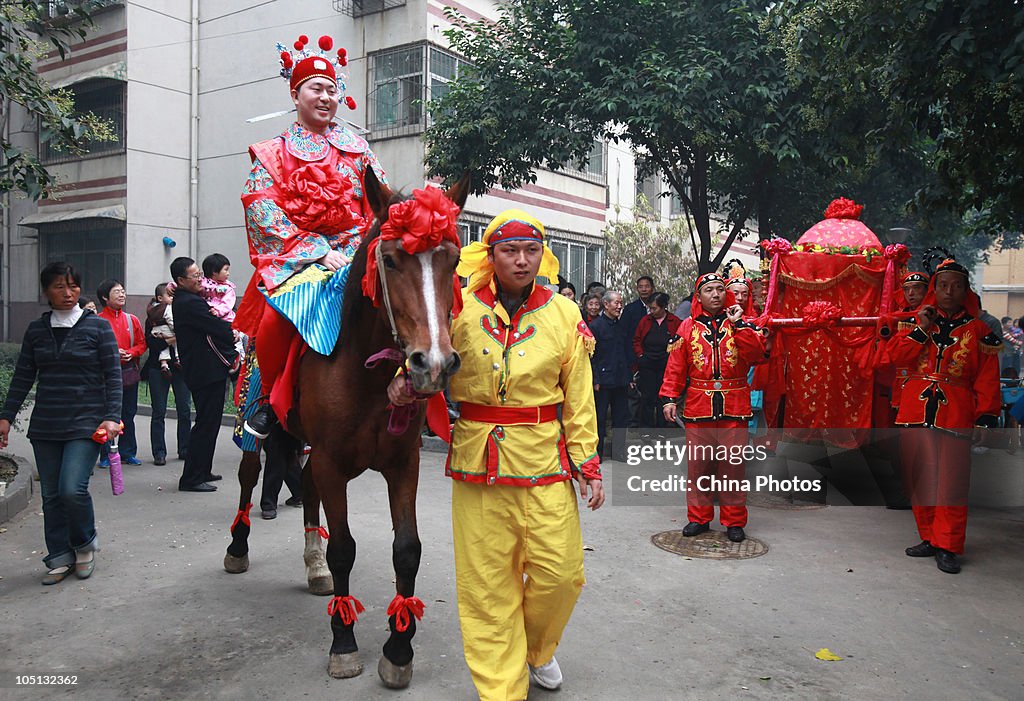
[528,656,563,690]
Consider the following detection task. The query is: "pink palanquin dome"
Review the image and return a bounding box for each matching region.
[796,197,881,249]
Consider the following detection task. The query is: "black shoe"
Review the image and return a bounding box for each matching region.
[154,456,166,466]
[935,549,961,574]
[206,473,222,482]
[682,521,710,537]
[285,496,303,507]
[180,482,217,493]
[262,509,277,520]
[243,405,275,439]
[727,526,746,543]
[905,540,936,558]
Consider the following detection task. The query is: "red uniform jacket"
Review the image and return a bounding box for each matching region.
[659,313,767,422]
[887,311,1002,434]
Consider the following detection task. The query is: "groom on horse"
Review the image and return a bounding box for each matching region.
[234,33,388,443]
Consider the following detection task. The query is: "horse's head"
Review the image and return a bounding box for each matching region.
[363,168,469,394]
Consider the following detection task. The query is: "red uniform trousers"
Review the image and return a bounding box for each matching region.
[899,428,971,553]
[253,305,305,429]
[684,420,749,527]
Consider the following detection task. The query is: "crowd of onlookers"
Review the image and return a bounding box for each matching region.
[0,255,303,585]
[553,275,686,461]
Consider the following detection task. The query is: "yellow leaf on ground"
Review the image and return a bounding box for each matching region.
[815,648,843,661]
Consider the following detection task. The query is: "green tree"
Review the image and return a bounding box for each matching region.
[772,0,1024,238]
[426,0,813,273]
[1,0,116,201]
[601,200,700,307]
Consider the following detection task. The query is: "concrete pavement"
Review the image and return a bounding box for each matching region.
[1,420,1023,700]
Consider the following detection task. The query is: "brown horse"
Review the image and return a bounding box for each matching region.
[224,169,467,687]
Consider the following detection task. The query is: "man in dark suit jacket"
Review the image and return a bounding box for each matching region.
[170,256,237,492]
[590,290,631,461]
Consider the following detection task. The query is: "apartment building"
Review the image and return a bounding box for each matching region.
[4,0,774,341]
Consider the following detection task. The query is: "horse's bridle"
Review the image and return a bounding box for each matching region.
[374,238,402,346]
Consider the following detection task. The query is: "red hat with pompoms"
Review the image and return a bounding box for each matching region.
[275,34,357,110]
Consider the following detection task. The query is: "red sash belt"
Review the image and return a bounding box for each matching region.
[690,378,748,391]
[909,373,969,389]
[459,402,559,425]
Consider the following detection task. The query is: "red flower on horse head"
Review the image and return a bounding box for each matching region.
[363,186,464,310]
[379,185,461,252]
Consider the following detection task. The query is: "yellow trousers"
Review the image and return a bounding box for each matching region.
[452,479,585,701]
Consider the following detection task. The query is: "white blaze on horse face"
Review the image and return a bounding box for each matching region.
[417,248,444,376]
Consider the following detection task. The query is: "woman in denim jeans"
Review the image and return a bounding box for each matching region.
[0,262,121,585]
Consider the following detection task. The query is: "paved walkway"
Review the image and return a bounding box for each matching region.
[1,421,1022,700]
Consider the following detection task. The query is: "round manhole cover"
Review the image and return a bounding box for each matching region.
[651,529,769,559]
[747,492,827,510]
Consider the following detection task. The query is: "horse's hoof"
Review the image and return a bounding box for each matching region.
[328,652,363,679]
[223,552,249,574]
[307,575,334,596]
[378,656,413,689]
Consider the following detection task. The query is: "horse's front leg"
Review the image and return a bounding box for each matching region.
[223,449,262,573]
[300,455,333,595]
[315,458,363,679]
[379,447,423,689]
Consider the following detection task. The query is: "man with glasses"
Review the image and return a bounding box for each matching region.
[170,257,237,493]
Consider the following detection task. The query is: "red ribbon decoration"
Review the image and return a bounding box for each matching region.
[362,186,462,309]
[281,162,362,235]
[305,526,329,540]
[880,243,911,316]
[386,594,425,632]
[327,595,365,625]
[759,237,793,256]
[231,503,253,530]
[801,301,844,328]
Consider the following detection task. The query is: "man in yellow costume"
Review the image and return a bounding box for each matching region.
[389,208,604,700]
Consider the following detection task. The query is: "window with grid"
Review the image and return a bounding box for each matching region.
[333,0,406,17]
[39,78,126,164]
[368,45,425,136]
[635,173,663,218]
[549,238,603,290]
[457,220,486,247]
[558,139,607,185]
[428,47,468,108]
[39,220,125,297]
[368,44,469,138]
[670,193,686,217]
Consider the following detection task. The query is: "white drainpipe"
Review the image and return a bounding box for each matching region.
[189,0,200,257]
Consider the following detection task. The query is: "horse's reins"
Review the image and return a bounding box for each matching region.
[374,239,401,346]
[364,347,436,436]
[367,240,441,435]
